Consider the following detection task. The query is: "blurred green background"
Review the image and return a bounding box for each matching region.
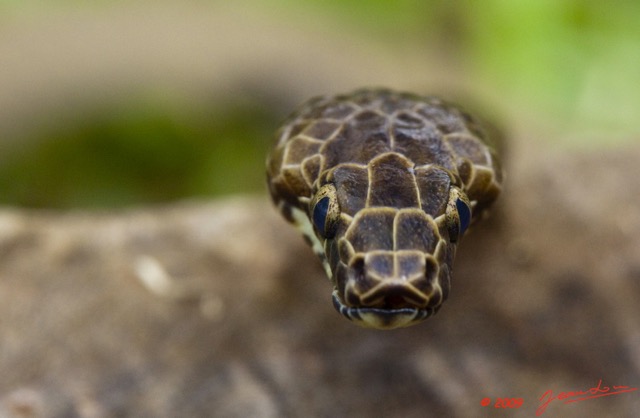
[0,0,638,209]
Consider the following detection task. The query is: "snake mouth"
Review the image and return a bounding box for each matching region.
[331,290,437,329]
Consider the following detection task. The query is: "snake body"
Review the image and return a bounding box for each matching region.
[266,89,503,329]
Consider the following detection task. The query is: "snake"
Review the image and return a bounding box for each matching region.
[266,88,503,329]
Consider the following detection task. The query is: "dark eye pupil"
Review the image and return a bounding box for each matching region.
[455,198,471,236]
[313,196,330,235]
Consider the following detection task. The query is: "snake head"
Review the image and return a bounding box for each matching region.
[306,155,474,329]
[266,89,503,329]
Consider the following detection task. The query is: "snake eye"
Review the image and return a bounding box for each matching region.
[445,187,472,243]
[311,183,340,239]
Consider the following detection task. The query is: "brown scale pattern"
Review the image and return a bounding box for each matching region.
[267,89,502,328]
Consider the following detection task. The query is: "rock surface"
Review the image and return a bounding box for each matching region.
[1,143,639,418]
[2,3,639,417]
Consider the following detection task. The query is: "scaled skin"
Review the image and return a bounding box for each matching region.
[267,89,502,329]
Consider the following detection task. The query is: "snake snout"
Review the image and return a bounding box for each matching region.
[342,251,432,309]
[333,251,446,329]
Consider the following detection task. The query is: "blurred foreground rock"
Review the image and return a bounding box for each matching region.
[1,144,640,418]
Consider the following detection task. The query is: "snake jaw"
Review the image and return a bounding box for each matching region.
[331,290,437,329]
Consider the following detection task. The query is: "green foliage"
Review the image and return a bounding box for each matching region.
[464,0,640,139]
[0,100,276,208]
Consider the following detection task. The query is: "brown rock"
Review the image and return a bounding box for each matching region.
[1,144,640,417]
